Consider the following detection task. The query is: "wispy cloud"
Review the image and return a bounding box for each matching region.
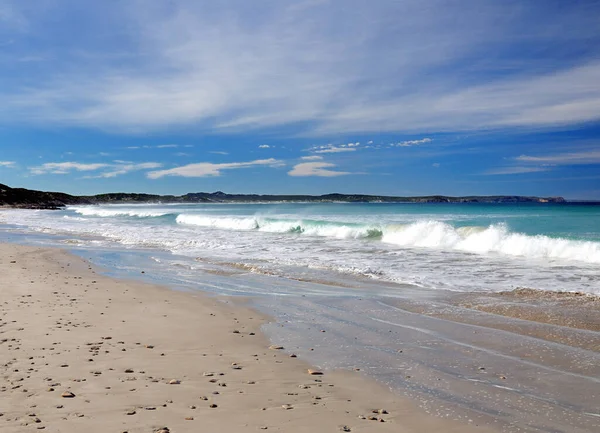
[127,144,180,150]
[288,162,351,177]
[30,162,109,175]
[1,1,599,135]
[393,138,433,147]
[0,3,27,31]
[92,162,163,178]
[308,138,432,154]
[300,155,323,161]
[0,161,16,167]
[483,166,552,175]
[314,147,356,154]
[258,144,271,149]
[515,149,600,165]
[147,158,283,179]
[309,143,358,154]
[30,161,162,177]
[484,148,600,175]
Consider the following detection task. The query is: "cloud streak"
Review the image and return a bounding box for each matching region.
[1,1,599,135]
[147,158,283,178]
[485,148,600,175]
[393,138,433,147]
[288,162,351,177]
[516,149,600,165]
[30,161,162,177]
[483,166,552,176]
[30,162,110,175]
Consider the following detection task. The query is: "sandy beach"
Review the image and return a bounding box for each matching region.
[0,242,498,433]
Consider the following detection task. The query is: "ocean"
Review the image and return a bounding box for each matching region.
[1,202,599,295]
[2,202,600,432]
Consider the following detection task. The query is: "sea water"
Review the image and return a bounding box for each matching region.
[2,202,600,431]
[1,202,599,295]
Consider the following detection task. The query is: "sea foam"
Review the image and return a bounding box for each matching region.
[177,213,600,264]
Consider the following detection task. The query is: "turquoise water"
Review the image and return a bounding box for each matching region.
[1,202,599,294]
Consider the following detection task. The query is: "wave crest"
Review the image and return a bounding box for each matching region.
[71,207,172,218]
[177,214,600,264]
[382,221,600,263]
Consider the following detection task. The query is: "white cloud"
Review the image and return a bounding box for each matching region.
[209,151,229,155]
[394,138,433,147]
[30,162,109,175]
[483,166,552,175]
[258,144,271,149]
[315,147,356,154]
[288,162,350,177]
[1,1,599,135]
[485,148,600,175]
[0,161,15,167]
[126,144,178,149]
[29,161,162,177]
[147,158,283,179]
[312,144,357,154]
[301,155,323,161]
[432,162,440,168]
[515,149,600,165]
[95,162,163,178]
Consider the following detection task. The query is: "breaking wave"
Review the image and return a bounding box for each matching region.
[71,207,172,218]
[176,214,382,239]
[176,214,600,264]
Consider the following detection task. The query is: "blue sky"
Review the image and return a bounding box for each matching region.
[1,0,600,199]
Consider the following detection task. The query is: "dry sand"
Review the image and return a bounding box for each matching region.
[0,243,496,433]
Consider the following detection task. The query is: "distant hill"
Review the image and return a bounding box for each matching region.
[0,183,83,209]
[0,183,567,209]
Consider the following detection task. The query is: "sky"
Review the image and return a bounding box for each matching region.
[0,0,600,199]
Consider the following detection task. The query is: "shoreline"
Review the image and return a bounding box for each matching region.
[1,223,599,433]
[0,242,495,433]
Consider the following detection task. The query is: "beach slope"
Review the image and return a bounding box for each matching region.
[0,243,494,433]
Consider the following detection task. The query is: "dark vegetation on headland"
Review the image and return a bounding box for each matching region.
[0,182,569,209]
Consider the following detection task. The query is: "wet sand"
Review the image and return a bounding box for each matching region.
[0,243,496,433]
[456,288,600,332]
[256,289,600,433]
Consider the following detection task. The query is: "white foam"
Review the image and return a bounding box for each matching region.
[176,214,259,230]
[70,207,170,218]
[382,221,600,264]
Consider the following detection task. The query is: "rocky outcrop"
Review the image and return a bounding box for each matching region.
[0,183,87,209]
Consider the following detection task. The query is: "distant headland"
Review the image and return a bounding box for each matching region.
[0,183,569,209]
